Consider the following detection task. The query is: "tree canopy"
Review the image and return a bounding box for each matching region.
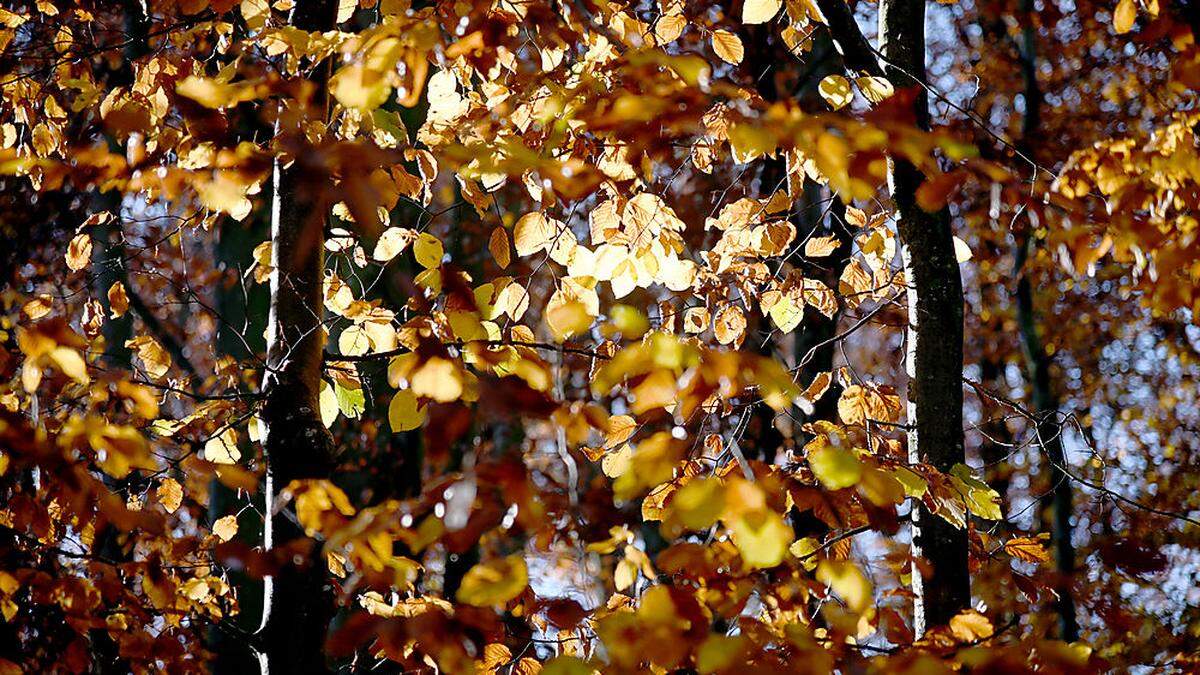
[1,0,1199,672]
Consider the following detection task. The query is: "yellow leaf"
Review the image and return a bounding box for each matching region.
[855,76,895,103]
[654,12,687,44]
[601,443,633,478]
[950,464,1003,520]
[1004,534,1051,564]
[713,305,746,345]
[489,226,511,268]
[837,385,869,425]
[609,304,648,338]
[514,212,551,257]
[413,232,444,269]
[212,515,238,542]
[373,226,414,262]
[808,445,862,490]
[204,427,241,464]
[742,0,782,24]
[388,389,426,432]
[696,634,747,673]
[156,478,183,513]
[338,324,372,357]
[818,75,853,110]
[176,76,260,109]
[107,281,129,318]
[670,477,725,530]
[816,560,872,613]
[125,335,171,379]
[457,555,528,607]
[319,380,340,428]
[804,235,841,257]
[66,233,91,271]
[22,294,53,320]
[728,508,792,569]
[331,64,392,112]
[49,347,88,384]
[891,467,928,498]
[711,30,744,65]
[1113,0,1137,33]
[949,609,994,642]
[411,357,463,402]
[547,296,593,342]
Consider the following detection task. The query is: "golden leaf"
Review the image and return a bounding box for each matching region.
[156,478,183,514]
[808,445,862,489]
[1004,534,1051,564]
[388,389,426,432]
[212,515,238,542]
[728,508,792,569]
[855,76,895,103]
[125,335,171,379]
[489,226,511,268]
[514,212,551,256]
[413,232,444,269]
[816,560,872,613]
[818,75,854,110]
[373,227,415,262]
[66,233,91,271]
[804,235,841,257]
[711,30,744,65]
[949,609,995,642]
[204,427,241,465]
[1113,0,1137,33]
[457,555,528,607]
[107,281,129,318]
[713,305,746,345]
[742,0,782,24]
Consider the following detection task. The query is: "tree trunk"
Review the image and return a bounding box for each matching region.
[1013,0,1078,641]
[1014,240,1078,641]
[256,1,338,673]
[878,0,971,635]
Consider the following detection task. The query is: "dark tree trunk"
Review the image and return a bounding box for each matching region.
[878,0,971,635]
[1013,0,1078,641]
[255,1,339,673]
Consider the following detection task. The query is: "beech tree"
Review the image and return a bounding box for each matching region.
[2,0,1199,673]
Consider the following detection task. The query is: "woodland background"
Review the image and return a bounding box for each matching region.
[0,0,1199,672]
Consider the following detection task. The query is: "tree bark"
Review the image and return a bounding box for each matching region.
[1013,0,1078,641]
[256,1,339,673]
[811,0,971,633]
[878,0,971,635]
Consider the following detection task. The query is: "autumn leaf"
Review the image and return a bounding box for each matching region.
[65,233,91,271]
[488,226,511,268]
[1113,0,1137,33]
[125,335,171,379]
[1005,534,1051,564]
[808,445,863,490]
[204,427,241,464]
[817,560,872,613]
[457,555,528,607]
[156,478,183,514]
[949,609,995,641]
[212,515,238,542]
[818,75,854,110]
[712,30,744,65]
[107,281,129,318]
[742,0,782,24]
[388,389,426,432]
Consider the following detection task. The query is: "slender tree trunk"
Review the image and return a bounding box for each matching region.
[256,2,338,673]
[878,0,970,635]
[1012,0,1079,641]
